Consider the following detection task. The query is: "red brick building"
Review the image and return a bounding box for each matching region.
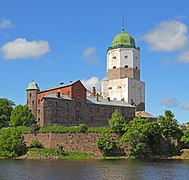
[26,80,135,127]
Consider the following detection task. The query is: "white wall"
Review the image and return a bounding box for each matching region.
[107,48,140,70]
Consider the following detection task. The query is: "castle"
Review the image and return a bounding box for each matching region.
[26,27,154,127]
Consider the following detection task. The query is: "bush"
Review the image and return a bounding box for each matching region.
[79,124,88,132]
[0,128,27,158]
[96,131,117,156]
[30,140,43,148]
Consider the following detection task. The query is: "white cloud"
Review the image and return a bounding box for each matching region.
[177,51,189,63]
[1,38,50,60]
[181,103,189,110]
[0,19,12,30]
[83,47,96,58]
[81,76,101,91]
[161,97,179,108]
[82,47,99,65]
[142,20,188,52]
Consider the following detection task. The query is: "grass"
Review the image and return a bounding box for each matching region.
[26,148,93,160]
[0,124,111,134]
[38,125,110,133]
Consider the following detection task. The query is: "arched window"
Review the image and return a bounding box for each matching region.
[32,100,34,106]
[113,66,116,69]
[125,65,128,68]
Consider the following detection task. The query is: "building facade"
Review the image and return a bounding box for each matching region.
[26,80,135,127]
[26,26,149,127]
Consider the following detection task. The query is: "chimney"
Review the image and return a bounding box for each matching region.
[92,87,96,97]
[56,92,61,98]
[96,93,99,101]
[107,97,110,101]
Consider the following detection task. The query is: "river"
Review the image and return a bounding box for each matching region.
[0,159,189,180]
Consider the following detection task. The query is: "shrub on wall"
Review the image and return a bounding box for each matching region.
[79,124,88,132]
[30,140,43,148]
[96,131,117,156]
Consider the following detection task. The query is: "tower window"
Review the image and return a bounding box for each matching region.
[113,66,116,69]
[136,66,138,69]
[29,93,32,97]
[112,56,116,59]
[125,65,129,68]
[32,100,34,106]
[117,86,121,89]
[108,87,112,90]
[125,55,128,58]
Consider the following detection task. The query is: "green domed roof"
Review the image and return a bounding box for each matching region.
[27,81,40,91]
[111,28,136,48]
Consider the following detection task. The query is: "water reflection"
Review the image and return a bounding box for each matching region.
[0,159,189,180]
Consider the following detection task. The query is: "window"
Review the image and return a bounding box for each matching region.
[125,65,128,68]
[113,66,116,69]
[29,93,32,98]
[108,87,112,90]
[32,100,34,106]
[117,86,121,89]
[136,66,138,69]
[125,55,128,58]
[38,100,40,104]
[112,56,116,59]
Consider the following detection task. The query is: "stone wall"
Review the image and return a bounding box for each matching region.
[40,97,135,126]
[24,133,103,156]
[107,67,140,81]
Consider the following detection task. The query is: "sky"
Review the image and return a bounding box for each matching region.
[0,0,189,123]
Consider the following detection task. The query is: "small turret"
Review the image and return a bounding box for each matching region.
[26,81,40,118]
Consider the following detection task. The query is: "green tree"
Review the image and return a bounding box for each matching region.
[96,131,117,156]
[121,117,162,157]
[181,130,189,147]
[0,128,27,158]
[157,110,180,137]
[109,109,125,132]
[9,105,35,127]
[0,98,15,128]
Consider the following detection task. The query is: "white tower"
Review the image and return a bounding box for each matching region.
[102,27,145,111]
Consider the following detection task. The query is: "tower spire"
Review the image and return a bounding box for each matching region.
[122,13,125,31]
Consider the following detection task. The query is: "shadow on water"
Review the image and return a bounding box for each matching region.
[0,159,189,180]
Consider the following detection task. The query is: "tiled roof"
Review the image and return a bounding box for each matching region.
[40,81,77,93]
[135,111,156,119]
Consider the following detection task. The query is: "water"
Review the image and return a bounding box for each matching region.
[0,159,189,180]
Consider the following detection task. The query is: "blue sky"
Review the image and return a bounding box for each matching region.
[0,0,189,123]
